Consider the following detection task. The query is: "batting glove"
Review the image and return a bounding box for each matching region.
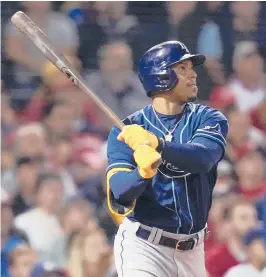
[117,124,158,150]
[134,144,161,179]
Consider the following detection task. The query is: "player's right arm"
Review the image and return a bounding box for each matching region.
[106,125,160,225]
[107,126,160,203]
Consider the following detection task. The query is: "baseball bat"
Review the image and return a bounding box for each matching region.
[11,11,162,168]
[11,11,125,130]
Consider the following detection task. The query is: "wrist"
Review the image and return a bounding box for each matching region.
[138,167,155,179]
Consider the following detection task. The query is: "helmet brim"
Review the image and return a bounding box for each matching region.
[180,54,206,66]
[168,54,206,68]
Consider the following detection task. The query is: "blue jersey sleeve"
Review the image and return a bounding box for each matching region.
[106,126,137,173]
[191,108,228,154]
[161,108,228,173]
[107,125,149,203]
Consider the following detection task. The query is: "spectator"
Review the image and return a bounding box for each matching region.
[143,2,201,54]
[23,58,105,131]
[46,197,98,267]
[1,188,29,277]
[86,41,149,120]
[2,147,14,173]
[14,172,64,260]
[95,1,141,65]
[29,262,67,277]
[42,100,75,146]
[220,1,262,75]
[62,1,87,27]
[77,2,107,70]
[8,245,38,277]
[205,161,237,250]
[2,123,48,196]
[250,96,266,136]
[53,138,73,169]
[205,199,259,277]
[226,41,265,113]
[256,195,266,242]
[235,152,266,202]
[223,227,266,277]
[69,158,104,207]
[1,93,18,139]
[197,2,227,87]
[12,156,40,216]
[67,228,113,277]
[4,1,79,111]
[225,106,266,163]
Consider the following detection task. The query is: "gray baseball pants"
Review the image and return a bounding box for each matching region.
[114,218,207,277]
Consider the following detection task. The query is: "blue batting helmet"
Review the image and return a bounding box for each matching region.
[138,41,206,97]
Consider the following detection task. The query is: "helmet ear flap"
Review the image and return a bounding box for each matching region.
[141,68,179,97]
[157,68,179,91]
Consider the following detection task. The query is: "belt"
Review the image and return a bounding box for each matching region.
[136,226,209,251]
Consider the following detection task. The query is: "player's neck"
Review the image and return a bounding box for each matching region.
[152,97,185,115]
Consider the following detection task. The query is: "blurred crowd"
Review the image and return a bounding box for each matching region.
[1,1,266,277]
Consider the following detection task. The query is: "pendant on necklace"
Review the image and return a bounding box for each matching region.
[165,134,173,142]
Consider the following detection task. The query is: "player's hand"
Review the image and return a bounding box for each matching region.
[134,145,161,179]
[117,124,158,150]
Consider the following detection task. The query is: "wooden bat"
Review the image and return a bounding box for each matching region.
[11,11,125,129]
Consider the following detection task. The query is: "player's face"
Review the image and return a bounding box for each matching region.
[170,59,198,103]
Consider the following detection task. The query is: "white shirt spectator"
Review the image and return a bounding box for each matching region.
[197,21,223,60]
[14,208,63,258]
[227,78,265,112]
[223,264,266,277]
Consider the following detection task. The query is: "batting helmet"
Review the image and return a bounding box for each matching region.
[138,41,206,97]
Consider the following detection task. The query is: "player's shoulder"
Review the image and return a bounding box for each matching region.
[188,103,228,122]
[108,105,151,139]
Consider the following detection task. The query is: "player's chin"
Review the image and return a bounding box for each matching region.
[187,86,198,101]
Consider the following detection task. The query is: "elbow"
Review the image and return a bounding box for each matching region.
[109,178,132,203]
[199,162,213,173]
[112,188,134,204]
[111,187,125,202]
[197,153,216,173]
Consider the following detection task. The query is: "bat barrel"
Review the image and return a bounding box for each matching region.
[11,11,125,130]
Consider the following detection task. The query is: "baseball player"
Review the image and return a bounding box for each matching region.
[106,41,228,277]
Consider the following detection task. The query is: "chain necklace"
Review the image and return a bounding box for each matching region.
[152,106,184,142]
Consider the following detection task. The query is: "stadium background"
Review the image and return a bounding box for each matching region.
[1,1,266,277]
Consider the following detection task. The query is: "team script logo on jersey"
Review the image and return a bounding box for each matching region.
[158,159,190,178]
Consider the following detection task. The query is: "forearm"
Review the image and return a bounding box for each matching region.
[108,169,149,203]
[161,141,221,173]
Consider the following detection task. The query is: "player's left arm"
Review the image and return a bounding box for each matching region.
[118,109,228,174]
[159,109,228,173]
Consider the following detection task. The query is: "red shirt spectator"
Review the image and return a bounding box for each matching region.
[205,200,259,277]
[250,97,266,135]
[235,152,266,202]
[205,243,239,277]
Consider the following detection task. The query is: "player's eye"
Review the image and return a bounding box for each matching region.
[179,65,186,72]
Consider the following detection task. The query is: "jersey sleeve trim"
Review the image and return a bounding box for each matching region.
[195,128,226,144]
[106,162,136,173]
[191,132,226,151]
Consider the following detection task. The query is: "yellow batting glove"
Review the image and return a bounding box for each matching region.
[134,145,161,179]
[117,124,158,150]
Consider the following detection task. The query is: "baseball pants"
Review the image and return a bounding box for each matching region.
[114,218,207,277]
